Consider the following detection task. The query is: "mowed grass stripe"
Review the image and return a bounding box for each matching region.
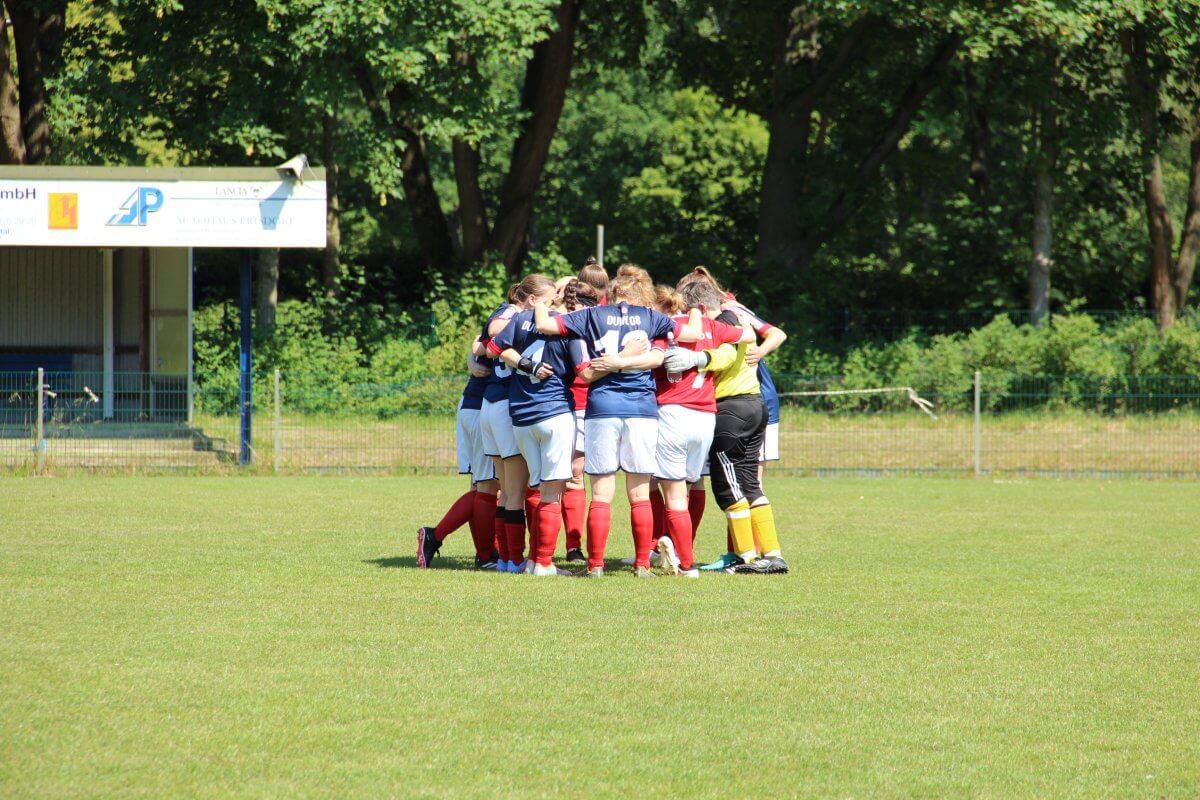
[1,476,1197,798]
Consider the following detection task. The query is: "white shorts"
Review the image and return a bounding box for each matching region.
[759,421,780,463]
[573,409,586,453]
[455,402,475,474]
[480,398,520,459]
[655,405,715,483]
[514,412,576,486]
[585,416,658,475]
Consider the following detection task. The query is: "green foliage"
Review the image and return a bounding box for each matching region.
[782,310,1200,413]
[615,87,769,295]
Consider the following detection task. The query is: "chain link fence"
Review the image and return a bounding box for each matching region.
[3,370,1199,477]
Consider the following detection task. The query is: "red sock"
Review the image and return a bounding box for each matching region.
[468,492,497,560]
[630,499,654,568]
[649,487,665,548]
[434,490,476,541]
[505,510,527,564]
[494,512,509,563]
[666,509,695,570]
[562,487,586,551]
[586,501,611,569]
[535,501,562,566]
[688,489,706,541]
[525,488,542,561]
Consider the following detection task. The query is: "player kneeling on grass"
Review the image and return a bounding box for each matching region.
[649,285,752,577]
[488,301,582,576]
[534,271,703,577]
[663,281,787,575]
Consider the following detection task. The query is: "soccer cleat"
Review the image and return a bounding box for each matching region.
[656,537,681,576]
[720,555,747,574]
[495,559,509,573]
[634,566,657,579]
[508,559,529,574]
[416,527,441,569]
[531,562,562,577]
[700,553,739,572]
[732,556,788,575]
[475,553,500,570]
[564,547,586,563]
[584,566,605,578]
[681,568,700,579]
[621,552,661,567]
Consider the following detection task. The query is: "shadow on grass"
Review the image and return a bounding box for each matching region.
[362,555,637,574]
[364,555,476,570]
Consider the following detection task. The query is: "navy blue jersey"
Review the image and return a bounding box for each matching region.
[481,303,518,403]
[490,309,575,426]
[556,303,676,419]
[460,355,488,411]
[758,362,780,424]
[726,300,782,424]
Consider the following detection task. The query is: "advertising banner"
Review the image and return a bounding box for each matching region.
[0,177,327,247]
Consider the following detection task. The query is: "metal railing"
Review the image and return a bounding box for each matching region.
[2,370,1199,477]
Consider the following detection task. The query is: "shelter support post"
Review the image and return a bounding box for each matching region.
[102,250,114,419]
[239,250,253,465]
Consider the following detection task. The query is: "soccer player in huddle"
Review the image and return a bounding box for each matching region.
[664,279,787,574]
[416,340,501,569]
[533,268,704,577]
[477,275,558,572]
[487,287,583,576]
[650,285,753,576]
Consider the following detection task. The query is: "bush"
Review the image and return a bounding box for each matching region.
[193,294,1200,419]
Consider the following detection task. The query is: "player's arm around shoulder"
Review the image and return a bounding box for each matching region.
[674,307,705,343]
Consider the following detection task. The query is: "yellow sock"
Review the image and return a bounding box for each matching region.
[750,503,780,557]
[725,500,755,559]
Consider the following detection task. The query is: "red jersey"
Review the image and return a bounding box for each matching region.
[654,315,744,413]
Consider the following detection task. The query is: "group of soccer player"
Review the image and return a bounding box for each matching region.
[416,258,789,577]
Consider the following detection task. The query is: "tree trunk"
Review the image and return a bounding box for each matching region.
[7,0,64,164]
[1173,126,1200,310]
[1144,154,1177,328]
[256,248,279,330]
[1029,47,1058,326]
[963,64,992,199]
[0,13,26,164]
[321,110,342,298]
[488,0,583,277]
[1121,27,1176,329]
[792,35,962,271]
[1029,121,1055,326]
[755,11,872,271]
[453,139,488,264]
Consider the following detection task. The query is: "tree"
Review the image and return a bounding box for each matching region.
[1119,6,1200,328]
[0,0,66,164]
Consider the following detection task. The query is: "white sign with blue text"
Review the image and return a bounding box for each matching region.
[0,178,327,247]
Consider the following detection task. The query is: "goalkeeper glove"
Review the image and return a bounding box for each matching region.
[663,347,710,373]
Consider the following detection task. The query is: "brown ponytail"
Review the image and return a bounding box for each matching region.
[653,284,685,315]
[578,256,609,296]
[676,265,728,297]
[561,278,600,311]
[507,273,556,306]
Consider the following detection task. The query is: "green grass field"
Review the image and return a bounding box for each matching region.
[2,476,1198,798]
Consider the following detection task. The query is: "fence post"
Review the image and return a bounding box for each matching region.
[35,367,45,473]
[973,370,982,476]
[596,224,604,265]
[274,369,282,474]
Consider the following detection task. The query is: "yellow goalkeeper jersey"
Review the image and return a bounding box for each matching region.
[705,340,761,399]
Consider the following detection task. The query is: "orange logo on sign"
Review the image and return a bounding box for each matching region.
[48,192,78,229]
